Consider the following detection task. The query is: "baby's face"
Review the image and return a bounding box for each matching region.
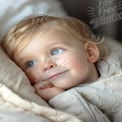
[15,28,99,89]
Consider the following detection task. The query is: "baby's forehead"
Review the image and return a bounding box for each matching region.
[31,22,59,37]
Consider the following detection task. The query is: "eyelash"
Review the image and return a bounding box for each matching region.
[51,48,64,55]
[25,60,37,69]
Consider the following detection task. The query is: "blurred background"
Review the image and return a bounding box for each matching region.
[0,0,121,42]
[61,0,122,42]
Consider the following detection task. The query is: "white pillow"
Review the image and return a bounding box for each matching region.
[0,47,49,106]
[0,0,67,39]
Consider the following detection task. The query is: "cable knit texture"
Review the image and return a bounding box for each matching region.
[0,38,121,122]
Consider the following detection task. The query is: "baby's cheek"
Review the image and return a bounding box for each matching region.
[25,71,38,85]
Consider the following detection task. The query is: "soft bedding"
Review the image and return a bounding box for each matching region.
[0,47,109,122]
[0,46,109,122]
[0,0,67,39]
[0,38,121,122]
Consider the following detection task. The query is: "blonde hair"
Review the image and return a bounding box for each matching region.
[1,15,107,61]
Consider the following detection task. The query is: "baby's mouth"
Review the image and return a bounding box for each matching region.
[42,70,69,82]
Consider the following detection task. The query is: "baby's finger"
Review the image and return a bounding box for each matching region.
[42,81,53,89]
[34,81,45,89]
[34,81,53,89]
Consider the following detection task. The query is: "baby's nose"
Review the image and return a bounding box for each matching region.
[42,59,57,71]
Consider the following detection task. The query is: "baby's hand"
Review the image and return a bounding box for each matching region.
[34,81,64,101]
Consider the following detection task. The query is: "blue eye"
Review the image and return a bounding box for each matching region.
[51,49,63,55]
[25,60,37,68]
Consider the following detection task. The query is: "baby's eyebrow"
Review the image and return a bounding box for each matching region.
[19,57,32,65]
[47,42,61,46]
[19,57,27,63]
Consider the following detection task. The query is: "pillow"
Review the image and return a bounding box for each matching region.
[0,46,49,106]
[0,0,67,39]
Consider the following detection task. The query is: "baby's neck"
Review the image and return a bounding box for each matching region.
[86,64,99,84]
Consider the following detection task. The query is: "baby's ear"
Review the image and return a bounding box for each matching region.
[85,42,99,63]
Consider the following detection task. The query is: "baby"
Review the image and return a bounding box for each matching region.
[2,15,122,122]
[2,15,102,100]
